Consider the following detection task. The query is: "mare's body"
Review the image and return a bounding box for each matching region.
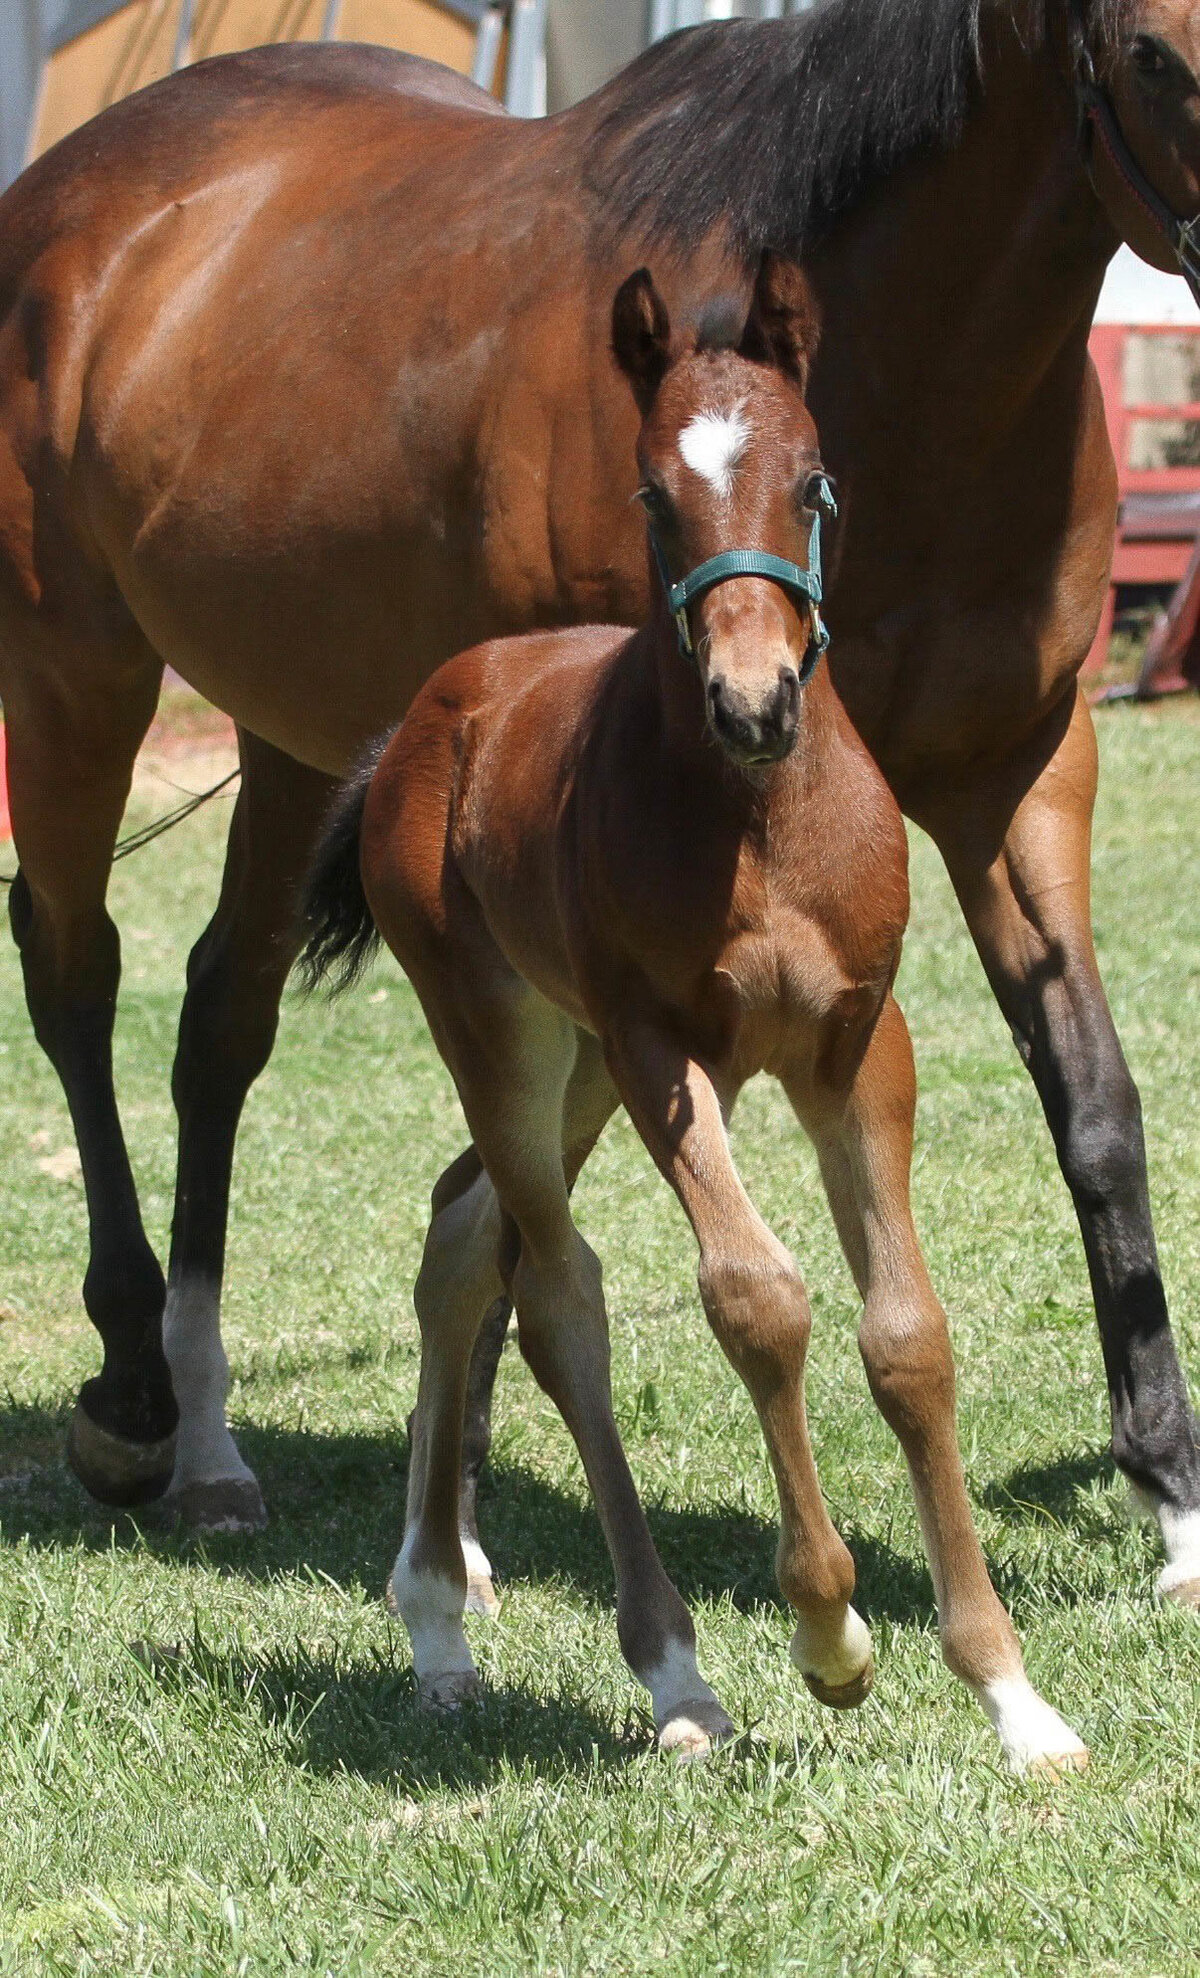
[0,3,1197,1598]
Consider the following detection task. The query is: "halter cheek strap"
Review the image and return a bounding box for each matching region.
[1075,50,1200,309]
[649,477,836,681]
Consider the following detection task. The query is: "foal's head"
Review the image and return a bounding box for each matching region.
[613,253,832,768]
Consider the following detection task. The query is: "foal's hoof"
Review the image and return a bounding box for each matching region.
[802,1654,875,1712]
[1023,1745,1090,1781]
[656,1699,736,1761]
[461,1536,502,1618]
[417,1669,482,1713]
[168,1478,269,1535]
[1159,1565,1200,1611]
[66,1404,176,1508]
[465,1574,502,1619]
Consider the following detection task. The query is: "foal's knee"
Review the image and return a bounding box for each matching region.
[858,1300,955,1442]
[698,1247,810,1387]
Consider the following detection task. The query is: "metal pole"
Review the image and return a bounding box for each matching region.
[648,1,676,42]
[320,0,343,39]
[471,4,505,92]
[172,0,195,72]
[504,0,547,118]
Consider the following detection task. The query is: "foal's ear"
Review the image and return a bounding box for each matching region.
[612,269,672,409]
[740,251,821,392]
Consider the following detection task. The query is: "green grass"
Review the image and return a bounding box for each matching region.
[1,703,1198,1976]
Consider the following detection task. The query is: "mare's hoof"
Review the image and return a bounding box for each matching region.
[802,1654,875,1712]
[168,1478,268,1534]
[66,1404,176,1508]
[657,1699,736,1761]
[417,1669,481,1713]
[465,1574,502,1619]
[1163,1577,1200,1611]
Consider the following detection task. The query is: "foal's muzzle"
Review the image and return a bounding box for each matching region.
[707,663,802,765]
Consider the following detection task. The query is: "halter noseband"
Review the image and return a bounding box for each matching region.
[649,476,837,681]
[1074,43,1200,309]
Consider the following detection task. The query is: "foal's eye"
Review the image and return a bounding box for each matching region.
[800,471,837,518]
[1131,35,1171,83]
[636,482,669,519]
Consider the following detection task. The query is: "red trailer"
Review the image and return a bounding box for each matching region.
[1086,250,1200,688]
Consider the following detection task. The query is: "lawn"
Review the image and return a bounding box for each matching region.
[0,699,1197,1977]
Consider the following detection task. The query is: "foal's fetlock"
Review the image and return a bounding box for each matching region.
[975,1673,1089,1776]
[389,1540,479,1710]
[790,1605,874,1710]
[643,1638,735,1759]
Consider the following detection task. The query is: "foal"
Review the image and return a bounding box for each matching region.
[301,256,1085,1773]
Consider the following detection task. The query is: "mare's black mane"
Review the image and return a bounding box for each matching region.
[585,0,1127,261]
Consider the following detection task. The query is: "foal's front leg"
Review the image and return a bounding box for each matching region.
[607,1025,874,1707]
[794,995,1087,1773]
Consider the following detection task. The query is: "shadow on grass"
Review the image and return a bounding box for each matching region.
[129,1631,645,1789]
[978,1448,1117,1535]
[0,1400,935,1624]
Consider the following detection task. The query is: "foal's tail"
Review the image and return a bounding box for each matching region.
[296,740,387,996]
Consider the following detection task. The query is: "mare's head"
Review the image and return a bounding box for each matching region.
[1078,2,1200,284]
[612,253,831,769]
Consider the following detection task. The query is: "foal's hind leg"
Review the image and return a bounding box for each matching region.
[397,999,728,1749]
[393,1157,506,1705]
[164,732,335,1530]
[2,644,177,1500]
[423,1036,619,1616]
[606,1024,873,1708]
[794,996,1087,1773]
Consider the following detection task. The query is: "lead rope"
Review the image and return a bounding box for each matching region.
[0,767,241,887]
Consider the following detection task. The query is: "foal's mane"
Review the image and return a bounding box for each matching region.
[585,0,1128,261]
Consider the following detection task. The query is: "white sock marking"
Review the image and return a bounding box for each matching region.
[391,1536,476,1682]
[977,1675,1087,1772]
[678,405,750,500]
[1156,1505,1200,1596]
[460,1534,494,1585]
[163,1273,256,1493]
[644,1638,724,1735]
[1128,1484,1200,1597]
[790,1603,872,1686]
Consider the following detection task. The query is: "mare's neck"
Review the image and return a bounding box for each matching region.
[810,3,1116,469]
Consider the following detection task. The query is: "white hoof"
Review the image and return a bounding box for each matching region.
[979,1677,1089,1776]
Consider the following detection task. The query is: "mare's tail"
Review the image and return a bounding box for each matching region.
[296,740,387,995]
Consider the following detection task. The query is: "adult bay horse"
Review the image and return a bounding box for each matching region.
[0,0,1198,1602]
[300,255,1088,1770]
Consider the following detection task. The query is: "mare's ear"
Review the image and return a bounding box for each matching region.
[612,268,672,409]
[740,250,821,393]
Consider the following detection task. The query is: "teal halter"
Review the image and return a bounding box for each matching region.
[649,475,836,681]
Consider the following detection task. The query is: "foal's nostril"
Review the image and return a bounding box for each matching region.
[777,665,801,729]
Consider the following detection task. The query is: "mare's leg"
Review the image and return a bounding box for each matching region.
[164,731,335,1529]
[3,644,177,1500]
[792,997,1087,1772]
[395,996,729,1750]
[606,1024,873,1708]
[917,687,1200,1606]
